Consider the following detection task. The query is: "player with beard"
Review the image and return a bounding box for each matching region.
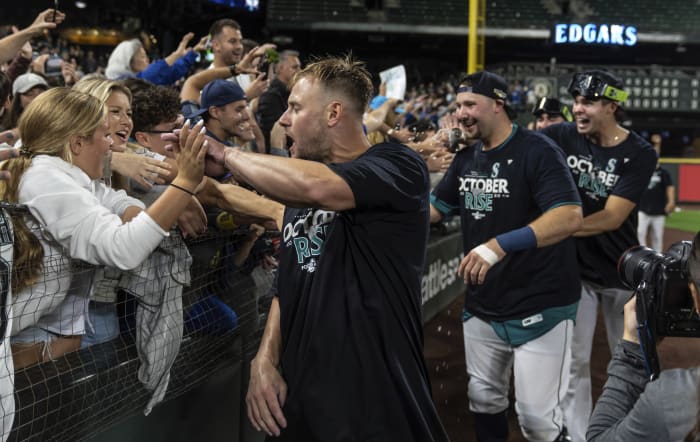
[430,71,583,441]
[188,55,448,441]
[540,70,657,442]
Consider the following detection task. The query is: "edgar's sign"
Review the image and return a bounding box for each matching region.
[554,24,637,46]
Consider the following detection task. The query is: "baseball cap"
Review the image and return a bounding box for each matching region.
[532,97,573,122]
[188,79,247,119]
[457,71,509,101]
[12,73,49,96]
[568,70,628,102]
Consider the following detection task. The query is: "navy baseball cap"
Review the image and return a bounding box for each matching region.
[532,97,573,122]
[457,71,509,101]
[189,79,247,118]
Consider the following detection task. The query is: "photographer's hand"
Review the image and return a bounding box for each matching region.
[622,296,640,344]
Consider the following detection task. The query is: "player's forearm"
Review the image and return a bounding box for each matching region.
[255,297,282,367]
[221,148,353,210]
[216,182,284,230]
[530,204,583,246]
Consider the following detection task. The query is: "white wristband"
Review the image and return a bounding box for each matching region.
[472,244,499,266]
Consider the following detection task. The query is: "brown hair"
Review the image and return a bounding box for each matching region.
[292,54,373,117]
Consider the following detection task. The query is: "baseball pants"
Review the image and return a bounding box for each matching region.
[463,316,573,441]
[562,281,630,442]
[637,211,666,252]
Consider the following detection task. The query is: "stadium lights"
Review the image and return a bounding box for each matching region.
[75,1,87,8]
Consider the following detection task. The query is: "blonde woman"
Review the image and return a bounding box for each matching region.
[0,87,207,368]
[73,77,174,190]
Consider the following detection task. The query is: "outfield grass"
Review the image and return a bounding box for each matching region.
[666,209,700,233]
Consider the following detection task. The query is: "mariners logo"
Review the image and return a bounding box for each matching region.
[282,209,336,271]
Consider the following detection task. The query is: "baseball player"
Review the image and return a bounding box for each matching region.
[533,97,573,130]
[430,71,583,441]
[540,70,657,442]
[637,134,675,251]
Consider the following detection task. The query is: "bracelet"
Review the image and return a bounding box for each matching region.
[228,64,237,76]
[170,183,196,196]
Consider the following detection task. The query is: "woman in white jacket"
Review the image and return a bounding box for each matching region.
[0,87,207,370]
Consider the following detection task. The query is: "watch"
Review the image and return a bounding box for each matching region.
[228,64,238,76]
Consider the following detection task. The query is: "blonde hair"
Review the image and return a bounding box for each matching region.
[73,77,132,104]
[0,87,107,292]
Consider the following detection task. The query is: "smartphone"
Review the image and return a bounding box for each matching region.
[51,0,59,22]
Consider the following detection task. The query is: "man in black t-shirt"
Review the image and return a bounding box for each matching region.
[637,134,675,251]
[431,71,583,442]
[540,70,657,442]
[204,55,447,441]
[532,97,573,130]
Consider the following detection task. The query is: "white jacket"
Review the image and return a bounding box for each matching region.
[10,155,168,335]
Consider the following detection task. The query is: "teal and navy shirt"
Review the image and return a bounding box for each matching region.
[432,124,582,321]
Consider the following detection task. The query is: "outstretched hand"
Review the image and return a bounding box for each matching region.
[27,9,66,36]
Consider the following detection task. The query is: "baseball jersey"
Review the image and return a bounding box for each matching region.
[541,123,657,287]
[638,167,673,216]
[431,124,581,321]
[276,142,448,441]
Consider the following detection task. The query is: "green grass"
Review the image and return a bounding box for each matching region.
[666,210,700,233]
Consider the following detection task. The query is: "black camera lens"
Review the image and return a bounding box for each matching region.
[447,128,464,153]
[617,245,664,290]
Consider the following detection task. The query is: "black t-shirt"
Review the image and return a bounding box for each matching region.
[276,142,447,441]
[638,167,673,215]
[541,122,657,287]
[431,125,581,321]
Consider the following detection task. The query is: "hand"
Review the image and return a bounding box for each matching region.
[61,58,80,86]
[31,53,49,75]
[378,82,387,97]
[164,129,227,177]
[192,35,209,53]
[111,151,172,190]
[172,32,195,59]
[622,296,640,344]
[237,43,277,74]
[245,73,270,100]
[439,112,460,130]
[270,120,287,151]
[262,254,279,270]
[0,130,18,146]
[246,223,266,241]
[25,8,66,37]
[457,239,505,285]
[177,196,207,238]
[0,148,20,180]
[246,355,288,437]
[174,120,208,187]
[426,149,454,173]
[665,203,675,214]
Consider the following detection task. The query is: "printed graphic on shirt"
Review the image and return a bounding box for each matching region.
[282,208,336,272]
[459,164,510,220]
[566,154,624,201]
[647,171,663,189]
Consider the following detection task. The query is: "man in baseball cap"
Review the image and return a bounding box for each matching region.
[430,70,583,441]
[532,97,573,130]
[11,73,49,97]
[186,79,252,147]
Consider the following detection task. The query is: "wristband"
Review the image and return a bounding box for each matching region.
[472,244,499,266]
[170,183,196,196]
[496,226,537,253]
[228,64,237,76]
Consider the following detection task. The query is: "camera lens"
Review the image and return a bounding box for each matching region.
[617,245,664,290]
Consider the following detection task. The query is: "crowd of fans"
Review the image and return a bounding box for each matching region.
[0,5,696,442]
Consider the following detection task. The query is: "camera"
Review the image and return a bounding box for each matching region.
[618,241,699,338]
[44,54,63,77]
